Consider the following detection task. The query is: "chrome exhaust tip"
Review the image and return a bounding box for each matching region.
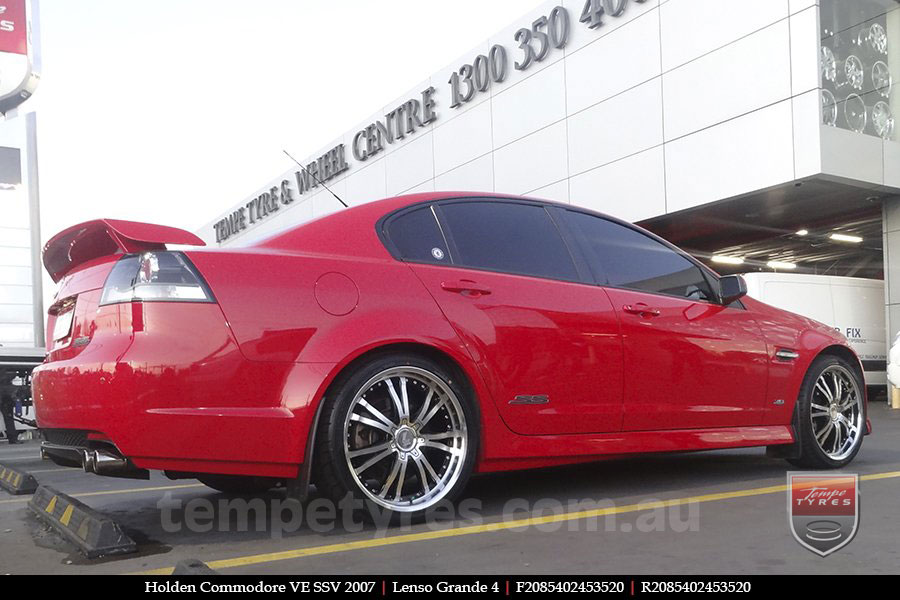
[76,446,148,479]
[81,449,95,473]
[91,449,128,473]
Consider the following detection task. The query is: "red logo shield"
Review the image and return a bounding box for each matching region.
[788,473,859,556]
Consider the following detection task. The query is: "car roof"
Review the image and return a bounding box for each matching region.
[236,191,717,283]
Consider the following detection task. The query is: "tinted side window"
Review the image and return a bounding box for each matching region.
[386,206,449,263]
[567,211,715,301]
[440,201,578,281]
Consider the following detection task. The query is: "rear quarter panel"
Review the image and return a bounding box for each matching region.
[186,250,469,364]
[185,249,515,465]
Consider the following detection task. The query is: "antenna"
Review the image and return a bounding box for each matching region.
[282,149,349,208]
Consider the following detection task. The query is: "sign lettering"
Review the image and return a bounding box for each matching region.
[210,1,650,243]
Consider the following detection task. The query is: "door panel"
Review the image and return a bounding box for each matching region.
[411,263,624,435]
[605,288,769,430]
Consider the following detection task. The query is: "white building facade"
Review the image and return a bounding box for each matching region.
[201,0,900,350]
[0,115,42,353]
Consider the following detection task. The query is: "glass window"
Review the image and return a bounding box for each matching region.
[0,285,32,304]
[0,246,30,267]
[0,323,33,345]
[439,201,578,281]
[0,303,32,323]
[386,206,449,264]
[0,227,30,248]
[567,211,715,301]
[0,266,31,286]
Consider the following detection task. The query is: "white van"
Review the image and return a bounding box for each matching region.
[741,273,886,390]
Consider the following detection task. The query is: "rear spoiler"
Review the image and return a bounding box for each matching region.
[43,219,206,282]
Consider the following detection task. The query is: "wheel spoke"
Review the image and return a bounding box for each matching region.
[810,402,830,417]
[816,420,834,444]
[354,448,394,475]
[415,453,443,492]
[354,447,395,475]
[838,391,856,411]
[838,414,859,437]
[347,441,392,460]
[414,387,435,425]
[419,396,448,428]
[832,422,843,453]
[357,399,398,429]
[385,378,407,421]
[413,454,431,495]
[349,413,394,435]
[393,458,408,501]
[399,377,410,421]
[830,371,841,402]
[421,430,464,442]
[814,380,834,402]
[421,440,463,455]
[378,456,402,498]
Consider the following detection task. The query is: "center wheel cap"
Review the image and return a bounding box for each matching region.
[394,426,417,452]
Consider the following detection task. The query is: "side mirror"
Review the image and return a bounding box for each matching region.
[719,274,748,305]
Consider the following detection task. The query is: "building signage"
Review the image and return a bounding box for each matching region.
[213,143,350,243]
[211,0,648,244]
[0,0,39,114]
[0,0,26,54]
[352,87,438,162]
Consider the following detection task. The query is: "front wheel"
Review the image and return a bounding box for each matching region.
[787,355,866,469]
[314,353,478,517]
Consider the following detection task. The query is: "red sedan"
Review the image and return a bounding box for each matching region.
[32,193,869,515]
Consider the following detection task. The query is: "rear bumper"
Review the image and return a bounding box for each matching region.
[33,363,317,479]
[32,303,334,479]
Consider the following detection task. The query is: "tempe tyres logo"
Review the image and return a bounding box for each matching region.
[788,473,859,556]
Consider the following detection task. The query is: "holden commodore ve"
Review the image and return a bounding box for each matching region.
[32,193,869,515]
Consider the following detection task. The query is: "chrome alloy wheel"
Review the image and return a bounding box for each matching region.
[809,365,863,461]
[342,366,467,512]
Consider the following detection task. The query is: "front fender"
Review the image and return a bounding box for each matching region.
[764,321,863,426]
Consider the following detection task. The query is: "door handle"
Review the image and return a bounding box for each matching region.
[441,280,492,297]
[623,303,660,317]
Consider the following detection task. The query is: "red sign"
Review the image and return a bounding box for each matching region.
[788,474,859,556]
[0,0,27,56]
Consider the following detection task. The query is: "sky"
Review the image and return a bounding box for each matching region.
[28,0,532,243]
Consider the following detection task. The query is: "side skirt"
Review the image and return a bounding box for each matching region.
[478,424,794,473]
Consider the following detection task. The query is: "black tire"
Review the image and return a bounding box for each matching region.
[314,352,478,518]
[787,354,866,469]
[197,474,279,494]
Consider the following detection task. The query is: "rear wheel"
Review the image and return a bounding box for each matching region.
[197,474,279,494]
[314,353,477,517]
[787,355,865,469]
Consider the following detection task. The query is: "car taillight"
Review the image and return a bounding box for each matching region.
[99,251,215,305]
